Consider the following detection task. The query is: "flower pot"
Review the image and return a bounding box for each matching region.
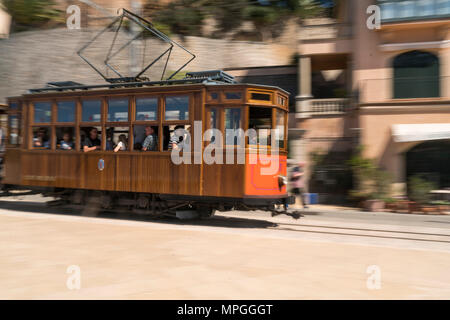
[364,199,385,212]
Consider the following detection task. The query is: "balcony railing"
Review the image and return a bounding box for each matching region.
[378,0,450,23]
[299,19,352,41]
[297,98,351,117]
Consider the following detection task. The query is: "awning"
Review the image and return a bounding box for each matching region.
[392,123,450,143]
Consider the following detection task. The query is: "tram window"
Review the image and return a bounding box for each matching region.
[224,108,243,146]
[136,97,158,121]
[80,126,101,151]
[165,96,189,121]
[248,107,272,147]
[106,127,129,152]
[34,102,52,123]
[82,100,102,122]
[107,98,129,122]
[276,110,285,149]
[209,92,219,101]
[250,92,271,102]
[57,101,76,122]
[32,127,50,149]
[8,115,20,145]
[163,124,191,151]
[206,108,219,145]
[9,102,18,110]
[224,92,242,100]
[135,125,159,151]
[56,127,75,150]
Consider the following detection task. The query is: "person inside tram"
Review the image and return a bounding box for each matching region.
[133,115,146,150]
[142,126,157,151]
[114,134,128,152]
[82,127,101,152]
[33,127,50,149]
[168,125,185,151]
[105,127,114,151]
[60,132,74,150]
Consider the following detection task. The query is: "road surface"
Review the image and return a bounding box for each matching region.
[0,194,449,299]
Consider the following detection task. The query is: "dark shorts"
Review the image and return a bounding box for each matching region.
[292,188,304,195]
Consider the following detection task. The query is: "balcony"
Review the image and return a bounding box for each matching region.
[297,98,351,117]
[378,0,450,24]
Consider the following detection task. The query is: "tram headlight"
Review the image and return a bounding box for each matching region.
[278,175,287,190]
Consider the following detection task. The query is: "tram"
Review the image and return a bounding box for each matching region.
[1,9,296,219]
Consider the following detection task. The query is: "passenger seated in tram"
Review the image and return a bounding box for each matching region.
[82,127,101,152]
[114,134,128,152]
[142,126,157,151]
[105,128,114,151]
[60,132,74,150]
[33,127,50,149]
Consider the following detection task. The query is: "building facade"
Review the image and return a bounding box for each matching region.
[294,0,450,197]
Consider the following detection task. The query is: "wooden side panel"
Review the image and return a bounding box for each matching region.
[84,153,115,191]
[55,152,82,189]
[132,154,201,195]
[115,154,132,192]
[202,150,245,198]
[3,149,21,185]
[21,152,57,187]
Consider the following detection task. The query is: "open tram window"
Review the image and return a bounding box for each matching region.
[248,107,272,147]
[32,127,51,149]
[107,98,129,122]
[82,100,102,122]
[164,96,189,121]
[57,101,76,123]
[105,127,130,152]
[33,102,52,123]
[134,125,158,151]
[224,108,243,146]
[56,127,75,150]
[80,126,101,152]
[163,124,191,151]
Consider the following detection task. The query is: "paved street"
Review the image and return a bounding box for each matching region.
[0,194,449,299]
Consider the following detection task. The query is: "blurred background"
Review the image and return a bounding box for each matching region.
[1,0,449,208]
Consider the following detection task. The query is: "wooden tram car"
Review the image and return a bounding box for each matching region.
[2,80,294,218]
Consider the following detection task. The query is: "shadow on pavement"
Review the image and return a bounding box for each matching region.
[0,200,282,229]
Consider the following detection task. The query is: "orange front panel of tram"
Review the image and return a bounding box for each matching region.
[244,153,287,196]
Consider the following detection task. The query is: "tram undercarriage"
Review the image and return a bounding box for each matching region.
[1,186,301,220]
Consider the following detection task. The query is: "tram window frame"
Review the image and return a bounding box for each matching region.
[205,107,222,148]
[105,126,131,152]
[248,90,273,105]
[135,96,158,122]
[56,100,76,123]
[275,108,287,150]
[81,99,102,123]
[7,100,22,148]
[248,106,273,148]
[223,106,244,147]
[33,101,52,124]
[31,126,52,150]
[107,97,129,122]
[163,95,190,121]
[55,126,76,151]
[223,91,243,102]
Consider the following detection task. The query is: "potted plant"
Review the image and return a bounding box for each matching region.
[348,147,392,212]
[408,175,437,214]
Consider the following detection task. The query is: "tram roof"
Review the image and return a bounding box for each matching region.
[8,82,289,101]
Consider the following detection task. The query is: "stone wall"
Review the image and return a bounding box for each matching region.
[0,28,294,103]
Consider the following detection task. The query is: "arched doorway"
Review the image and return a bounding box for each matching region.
[406,140,450,189]
[393,50,440,99]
